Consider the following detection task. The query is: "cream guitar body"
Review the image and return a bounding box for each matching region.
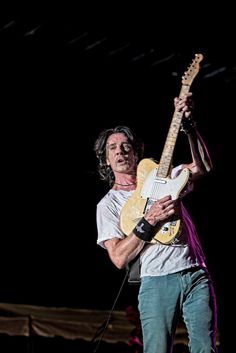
[120,158,190,244]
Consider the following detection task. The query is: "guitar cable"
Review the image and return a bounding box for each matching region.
[92,269,129,353]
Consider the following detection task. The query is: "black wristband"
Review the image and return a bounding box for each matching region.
[133,217,155,242]
[180,115,196,135]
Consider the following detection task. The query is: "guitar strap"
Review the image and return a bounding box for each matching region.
[126,256,141,285]
[126,246,147,285]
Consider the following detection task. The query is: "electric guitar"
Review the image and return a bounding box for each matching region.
[120,53,204,244]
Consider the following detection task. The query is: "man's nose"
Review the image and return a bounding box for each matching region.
[116,145,124,154]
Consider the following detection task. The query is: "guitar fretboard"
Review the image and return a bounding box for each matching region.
[157,84,190,178]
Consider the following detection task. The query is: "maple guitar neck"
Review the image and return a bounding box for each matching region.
[157,84,190,179]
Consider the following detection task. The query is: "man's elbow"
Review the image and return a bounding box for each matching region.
[111,255,126,270]
[193,166,212,182]
[115,259,126,270]
[201,162,213,176]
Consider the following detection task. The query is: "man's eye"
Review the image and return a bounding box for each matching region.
[107,145,116,150]
[123,144,131,151]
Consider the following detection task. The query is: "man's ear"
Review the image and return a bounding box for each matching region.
[106,158,110,166]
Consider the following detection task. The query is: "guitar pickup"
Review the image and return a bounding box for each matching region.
[155,178,167,184]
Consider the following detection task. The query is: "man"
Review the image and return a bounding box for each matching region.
[94,93,217,353]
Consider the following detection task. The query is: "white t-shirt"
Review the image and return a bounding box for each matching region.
[96,165,206,277]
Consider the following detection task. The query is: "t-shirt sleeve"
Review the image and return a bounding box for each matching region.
[171,164,194,195]
[96,201,125,249]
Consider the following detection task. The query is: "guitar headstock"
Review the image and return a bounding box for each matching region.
[182,53,204,86]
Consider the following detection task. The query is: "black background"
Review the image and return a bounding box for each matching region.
[1,2,235,351]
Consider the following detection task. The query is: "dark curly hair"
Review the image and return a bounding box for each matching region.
[94,126,144,187]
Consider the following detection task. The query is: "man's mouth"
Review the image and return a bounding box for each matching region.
[116,158,127,164]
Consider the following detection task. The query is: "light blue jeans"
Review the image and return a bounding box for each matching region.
[138,268,217,353]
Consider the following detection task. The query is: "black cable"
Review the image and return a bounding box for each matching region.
[92,270,129,353]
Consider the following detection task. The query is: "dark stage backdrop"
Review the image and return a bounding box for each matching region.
[1,3,234,352]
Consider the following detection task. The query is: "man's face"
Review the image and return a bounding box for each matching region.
[106,133,137,174]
